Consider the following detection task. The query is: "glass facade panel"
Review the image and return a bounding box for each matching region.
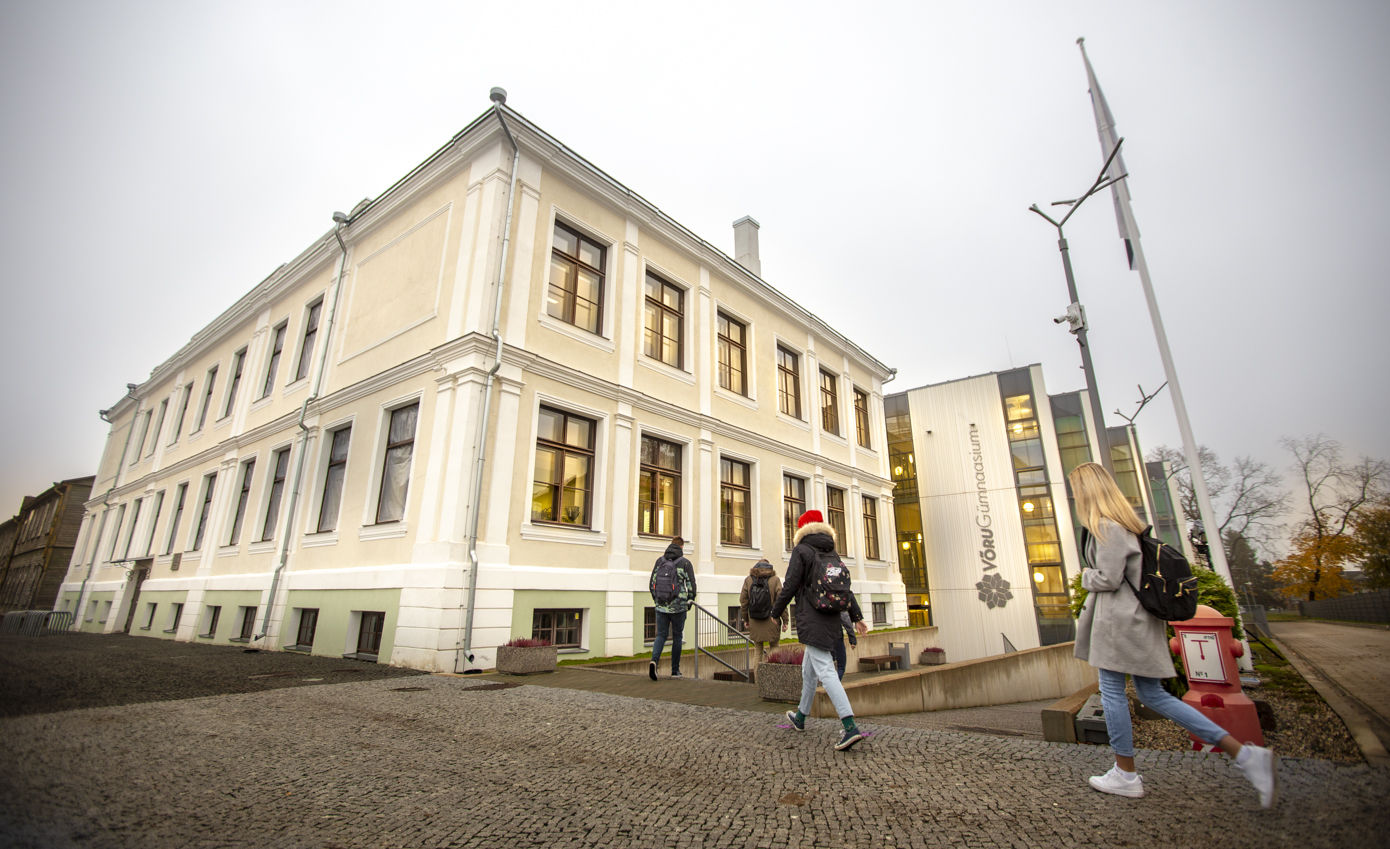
[884,393,929,625]
[997,369,1073,645]
[1108,426,1148,523]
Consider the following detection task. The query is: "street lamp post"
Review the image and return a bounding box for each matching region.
[1029,139,1130,475]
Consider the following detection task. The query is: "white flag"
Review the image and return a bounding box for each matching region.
[1079,39,1138,269]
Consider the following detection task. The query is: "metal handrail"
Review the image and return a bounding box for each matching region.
[691,602,754,682]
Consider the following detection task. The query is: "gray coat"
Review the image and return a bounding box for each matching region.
[1073,519,1176,679]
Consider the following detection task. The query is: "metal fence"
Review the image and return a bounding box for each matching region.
[691,603,752,682]
[1297,589,1390,623]
[0,610,76,636]
[1239,605,1271,638]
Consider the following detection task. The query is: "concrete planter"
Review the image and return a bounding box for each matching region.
[757,662,803,702]
[920,650,947,666]
[496,645,558,675]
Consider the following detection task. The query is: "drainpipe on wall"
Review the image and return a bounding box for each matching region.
[257,217,352,641]
[73,385,139,628]
[457,89,520,672]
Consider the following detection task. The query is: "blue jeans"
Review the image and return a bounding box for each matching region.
[799,645,854,719]
[1098,668,1228,758]
[651,609,687,674]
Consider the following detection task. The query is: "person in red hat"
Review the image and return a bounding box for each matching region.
[770,509,868,751]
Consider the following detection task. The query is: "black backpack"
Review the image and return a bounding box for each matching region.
[806,549,852,614]
[747,575,773,620]
[1083,525,1198,622]
[652,558,681,605]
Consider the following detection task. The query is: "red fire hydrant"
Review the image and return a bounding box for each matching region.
[1168,604,1264,749]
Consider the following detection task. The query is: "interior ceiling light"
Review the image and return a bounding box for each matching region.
[1034,571,1045,583]
[1013,423,1024,433]
[1023,501,1035,512]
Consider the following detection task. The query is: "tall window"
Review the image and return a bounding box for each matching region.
[201,605,221,638]
[106,504,126,562]
[376,404,419,524]
[197,367,218,431]
[228,461,255,545]
[261,324,287,398]
[783,475,806,549]
[357,612,385,655]
[862,496,881,560]
[192,473,217,551]
[318,428,351,533]
[531,407,595,527]
[238,606,257,641]
[120,499,142,560]
[295,608,319,648]
[638,435,681,538]
[171,383,192,444]
[819,370,840,434]
[643,273,683,368]
[716,312,748,396]
[826,486,848,549]
[261,449,290,541]
[720,458,751,546]
[147,400,168,457]
[131,411,151,465]
[164,484,187,555]
[548,222,605,335]
[532,609,582,648]
[142,490,164,557]
[296,301,322,382]
[853,388,871,449]
[777,346,801,418]
[222,349,246,419]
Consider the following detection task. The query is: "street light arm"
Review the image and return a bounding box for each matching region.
[1058,137,1125,228]
[1028,204,1062,228]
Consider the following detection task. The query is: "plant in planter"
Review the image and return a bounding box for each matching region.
[919,646,947,665]
[496,637,558,675]
[757,646,805,702]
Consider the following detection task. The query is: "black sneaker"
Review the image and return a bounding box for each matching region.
[648,661,657,681]
[835,728,864,751]
[670,671,683,678]
[785,710,805,732]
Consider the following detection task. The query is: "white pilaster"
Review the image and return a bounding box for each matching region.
[412,374,457,560]
[617,218,641,388]
[607,413,634,573]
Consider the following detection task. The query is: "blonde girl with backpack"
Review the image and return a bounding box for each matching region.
[1070,462,1279,807]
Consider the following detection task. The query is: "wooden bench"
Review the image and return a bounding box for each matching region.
[858,654,902,672]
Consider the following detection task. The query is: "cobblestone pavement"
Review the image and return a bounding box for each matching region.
[3,672,1387,848]
[0,634,425,718]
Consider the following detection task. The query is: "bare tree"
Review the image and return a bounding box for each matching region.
[1277,435,1389,601]
[1148,445,1288,552]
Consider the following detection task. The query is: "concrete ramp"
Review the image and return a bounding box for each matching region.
[811,642,1098,718]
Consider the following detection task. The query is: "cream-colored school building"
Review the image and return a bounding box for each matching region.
[57,93,903,671]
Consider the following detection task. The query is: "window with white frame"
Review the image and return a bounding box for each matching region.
[222,349,246,419]
[147,399,167,457]
[295,300,322,382]
[782,475,806,550]
[638,435,681,538]
[196,367,218,431]
[777,346,801,419]
[170,383,192,444]
[826,486,848,553]
[201,605,221,638]
[191,473,217,551]
[853,388,872,449]
[872,601,888,626]
[548,221,606,336]
[318,427,351,532]
[142,490,164,557]
[642,272,684,368]
[819,370,840,435]
[130,410,151,465]
[261,448,291,541]
[720,457,752,547]
[717,312,748,396]
[164,483,187,555]
[862,495,881,561]
[106,504,127,562]
[375,404,418,524]
[120,498,143,560]
[227,459,255,546]
[261,323,287,399]
[532,406,595,527]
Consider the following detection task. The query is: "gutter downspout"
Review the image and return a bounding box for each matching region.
[457,93,519,671]
[74,386,139,628]
[257,220,351,641]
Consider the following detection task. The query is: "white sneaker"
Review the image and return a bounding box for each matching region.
[1088,765,1145,798]
[1238,745,1280,809]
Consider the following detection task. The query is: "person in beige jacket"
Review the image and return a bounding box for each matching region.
[739,558,789,665]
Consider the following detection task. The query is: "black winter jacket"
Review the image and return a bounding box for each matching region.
[770,523,862,651]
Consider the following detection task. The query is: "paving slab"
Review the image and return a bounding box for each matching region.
[1270,620,1390,762]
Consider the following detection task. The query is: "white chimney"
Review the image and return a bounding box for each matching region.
[732,215,761,277]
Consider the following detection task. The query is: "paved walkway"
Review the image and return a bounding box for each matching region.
[2,634,1387,848]
[1271,620,1390,753]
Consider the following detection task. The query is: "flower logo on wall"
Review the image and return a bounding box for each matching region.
[976,573,1013,609]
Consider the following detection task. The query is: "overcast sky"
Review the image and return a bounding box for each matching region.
[2,1,1386,550]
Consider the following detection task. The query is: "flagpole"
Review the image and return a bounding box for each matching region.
[1075,39,1239,605]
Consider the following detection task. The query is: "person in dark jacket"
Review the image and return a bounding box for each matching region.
[740,559,789,668]
[770,510,868,751]
[649,536,696,680]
